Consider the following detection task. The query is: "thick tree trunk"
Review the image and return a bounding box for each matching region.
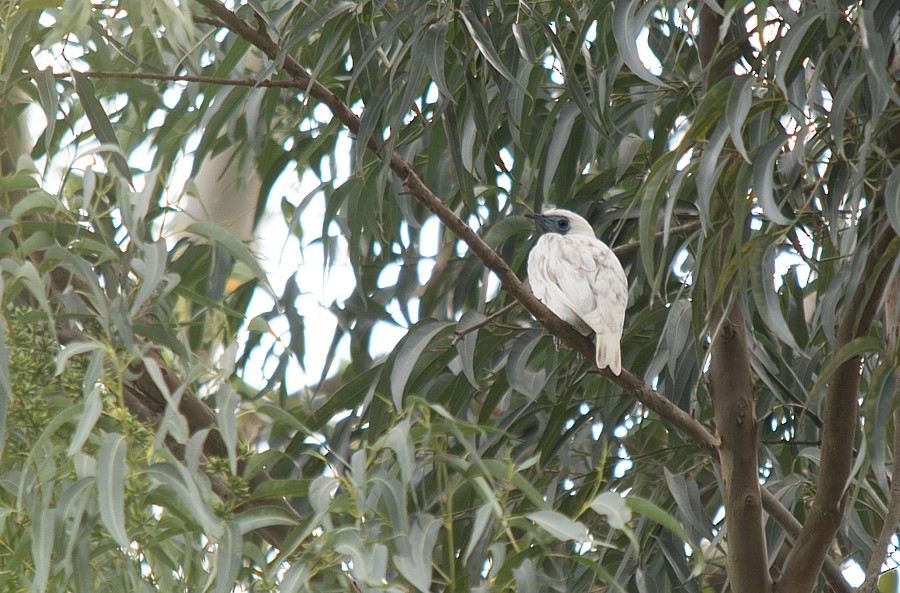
[707,301,772,592]
[698,4,773,592]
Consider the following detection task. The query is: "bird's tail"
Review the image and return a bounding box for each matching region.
[595,333,622,376]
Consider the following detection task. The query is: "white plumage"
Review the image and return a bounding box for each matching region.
[526,209,628,375]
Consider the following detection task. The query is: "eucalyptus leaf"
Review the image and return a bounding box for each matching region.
[97,433,129,548]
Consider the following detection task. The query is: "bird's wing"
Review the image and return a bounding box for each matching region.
[528,236,590,333]
[544,235,628,338]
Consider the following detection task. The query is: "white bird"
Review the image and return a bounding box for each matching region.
[526,209,628,375]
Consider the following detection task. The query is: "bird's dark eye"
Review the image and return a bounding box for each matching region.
[558,219,569,229]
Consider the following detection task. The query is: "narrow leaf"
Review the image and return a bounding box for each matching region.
[72,71,131,182]
[638,151,679,298]
[885,165,900,236]
[726,76,753,162]
[512,22,536,62]
[97,432,129,548]
[390,321,451,410]
[542,104,578,200]
[214,523,242,593]
[463,504,493,564]
[424,23,452,98]
[35,68,58,149]
[506,329,547,399]
[234,507,298,535]
[612,0,670,88]
[810,335,883,398]
[625,496,691,543]
[30,505,55,593]
[187,220,268,283]
[527,510,589,542]
[67,387,102,457]
[752,130,792,225]
[459,11,520,88]
[748,239,800,350]
[616,134,643,182]
[215,384,239,475]
[455,311,485,388]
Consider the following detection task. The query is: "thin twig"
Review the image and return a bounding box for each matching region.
[450,302,518,345]
[55,69,305,88]
[612,220,702,256]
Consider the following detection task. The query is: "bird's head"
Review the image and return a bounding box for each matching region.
[525,209,595,238]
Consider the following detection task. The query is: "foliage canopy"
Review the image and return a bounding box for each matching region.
[0,1,898,592]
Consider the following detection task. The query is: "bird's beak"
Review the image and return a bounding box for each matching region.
[525,212,550,233]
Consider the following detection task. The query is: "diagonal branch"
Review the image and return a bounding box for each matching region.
[56,69,309,89]
[778,226,898,593]
[189,3,850,589]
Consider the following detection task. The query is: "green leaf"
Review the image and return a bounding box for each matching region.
[625,496,691,544]
[612,0,670,88]
[146,462,224,538]
[97,432,129,548]
[542,103,578,200]
[215,384,239,475]
[72,71,132,182]
[130,239,168,317]
[394,514,441,593]
[67,386,102,457]
[462,504,493,565]
[234,507,299,535]
[459,11,521,89]
[774,13,822,96]
[455,311,484,388]
[511,22,536,63]
[752,130,791,225]
[638,150,679,298]
[390,321,451,410]
[506,329,547,399]
[527,510,589,542]
[878,568,899,593]
[187,220,268,284]
[30,504,55,593]
[213,523,242,593]
[0,317,11,449]
[9,190,58,220]
[748,238,800,350]
[726,76,753,163]
[697,120,730,228]
[35,68,58,149]
[589,491,632,530]
[616,134,643,182]
[809,335,883,398]
[886,165,900,236]
[424,23,452,99]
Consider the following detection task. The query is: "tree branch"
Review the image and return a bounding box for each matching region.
[188,4,850,589]
[698,3,771,590]
[56,69,308,89]
[55,324,303,548]
[778,225,898,593]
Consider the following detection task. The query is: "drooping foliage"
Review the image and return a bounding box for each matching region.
[0,0,897,592]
